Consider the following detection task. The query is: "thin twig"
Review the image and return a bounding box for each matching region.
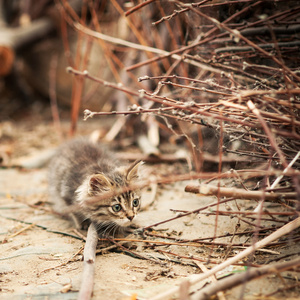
[150,217,300,300]
[40,246,84,274]
[194,261,226,300]
[6,223,36,239]
[192,257,300,300]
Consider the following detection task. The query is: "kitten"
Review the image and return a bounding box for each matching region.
[48,138,143,236]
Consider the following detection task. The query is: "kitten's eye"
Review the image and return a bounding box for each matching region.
[112,204,122,212]
[132,199,139,207]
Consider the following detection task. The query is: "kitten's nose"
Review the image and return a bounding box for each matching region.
[127,215,134,221]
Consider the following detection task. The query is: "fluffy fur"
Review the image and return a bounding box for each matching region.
[48,138,142,236]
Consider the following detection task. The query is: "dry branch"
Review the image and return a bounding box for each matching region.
[150,217,300,300]
[0,18,53,75]
[185,184,297,201]
[77,223,98,300]
[73,22,228,75]
[176,1,300,82]
[0,0,82,76]
[194,261,226,300]
[192,257,300,300]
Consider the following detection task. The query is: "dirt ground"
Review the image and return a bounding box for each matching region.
[0,116,299,300]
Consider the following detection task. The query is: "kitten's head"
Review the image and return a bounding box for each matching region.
[75,160,143,229]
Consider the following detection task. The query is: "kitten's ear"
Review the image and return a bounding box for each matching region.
[88,173,112,194]
[126,160,143,181]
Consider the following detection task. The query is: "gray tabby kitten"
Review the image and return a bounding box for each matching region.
[48,138,143,236]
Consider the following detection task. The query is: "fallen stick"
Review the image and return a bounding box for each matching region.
[150,216,300,300]
[0,18,53,75]
[78,223,98,300]
[6,223,36,239]
[185,184,296,201]
[192,257,300,300]
[0,0,82,76]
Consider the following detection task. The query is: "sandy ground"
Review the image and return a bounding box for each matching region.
[0,120,299,300]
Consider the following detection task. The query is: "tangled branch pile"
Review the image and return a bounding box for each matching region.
[58,0,300,299]
[62,0,300,198]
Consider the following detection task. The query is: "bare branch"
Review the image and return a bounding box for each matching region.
[150,217,300,300]
[185,184,297,201]
[77,223,98,300]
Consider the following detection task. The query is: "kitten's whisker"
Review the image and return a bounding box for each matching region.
[112,223,120,239]
[81,216,90,224]
[102,222,114,238]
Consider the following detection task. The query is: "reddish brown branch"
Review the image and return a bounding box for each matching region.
[124,0,156,16]
[247,100,289,168]
[176,0,300,83]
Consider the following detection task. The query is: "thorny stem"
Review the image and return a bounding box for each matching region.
[67,67,300,146]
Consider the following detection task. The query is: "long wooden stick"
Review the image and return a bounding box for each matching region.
[0,0,82,76]
[78,223,98,300]
[185,184,296,201]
